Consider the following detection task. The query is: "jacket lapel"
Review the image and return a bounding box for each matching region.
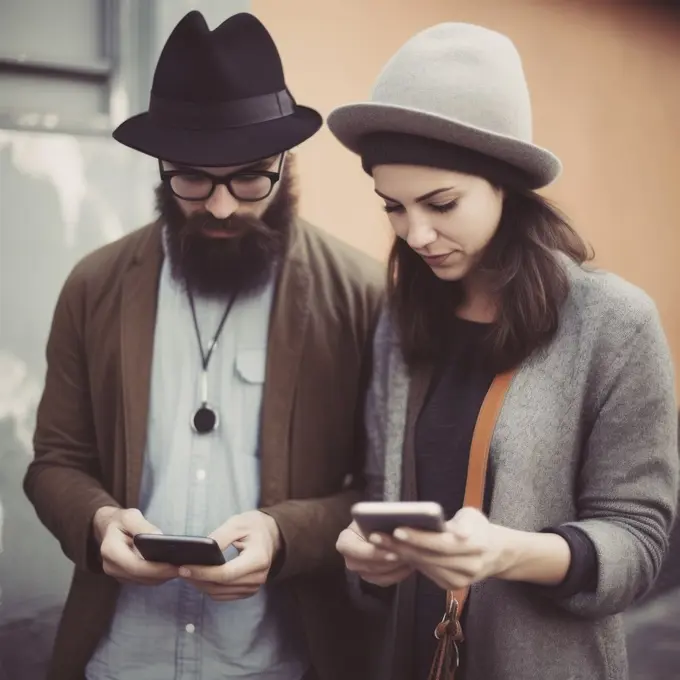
[120,222,163,507]
[391,360,433,680]
[402,361,433,500]
[259,222,311,506]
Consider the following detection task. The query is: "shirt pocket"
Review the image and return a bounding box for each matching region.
[232,348,266,457]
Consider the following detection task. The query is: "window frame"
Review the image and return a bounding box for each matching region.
[0,0,155,136]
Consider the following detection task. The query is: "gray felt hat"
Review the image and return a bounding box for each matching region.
[327,23,562,189]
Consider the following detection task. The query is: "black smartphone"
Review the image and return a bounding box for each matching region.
[351,501,446,536]
[133,533,226,566]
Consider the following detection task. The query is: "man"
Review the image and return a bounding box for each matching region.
[24,11,383,680]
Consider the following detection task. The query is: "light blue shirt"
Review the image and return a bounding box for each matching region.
[86,252,309,680]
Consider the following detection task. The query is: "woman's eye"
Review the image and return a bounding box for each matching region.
[429,200,458,213]
[383,204,404,214]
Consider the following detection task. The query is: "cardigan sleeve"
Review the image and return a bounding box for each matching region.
[538,526,598,597]
[546,307,679,618]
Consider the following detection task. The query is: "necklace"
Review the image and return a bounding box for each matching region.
[187,290,238,434]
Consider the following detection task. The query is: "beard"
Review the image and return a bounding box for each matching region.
[155,157,298,299]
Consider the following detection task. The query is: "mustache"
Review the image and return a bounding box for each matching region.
[180,211,276,240]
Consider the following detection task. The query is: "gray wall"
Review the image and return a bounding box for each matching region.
[0,1,248,677]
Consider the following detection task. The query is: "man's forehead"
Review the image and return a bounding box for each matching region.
[165,155,279,174]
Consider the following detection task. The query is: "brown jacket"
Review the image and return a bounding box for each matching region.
[24,218,384,680]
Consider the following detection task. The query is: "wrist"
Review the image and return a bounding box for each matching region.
[493,526,571,585]
[491,524,523,577]
[92,505,120,544]
[259,511,282,555]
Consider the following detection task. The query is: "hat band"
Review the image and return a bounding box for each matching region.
[149,89,295,130]
[360,132,532,190]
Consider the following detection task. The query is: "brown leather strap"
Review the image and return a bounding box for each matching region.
[451,369,515,613]
[463,370,515,509]
[430,368,516,680]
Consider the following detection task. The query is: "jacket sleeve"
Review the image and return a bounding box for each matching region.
[23,266,120,572]
[262,488,363,580]
[548,307,679,618]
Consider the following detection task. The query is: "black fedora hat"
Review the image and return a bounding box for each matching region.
[113,11,322,167]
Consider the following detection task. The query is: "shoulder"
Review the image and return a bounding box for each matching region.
[563,257,662,341]
[62,222,159,299]
[295,219,384,292]
[66,222,158,286]
[294,219,385,324]
[559,257,673,404]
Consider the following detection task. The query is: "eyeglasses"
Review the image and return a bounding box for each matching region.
[159,154,284,203]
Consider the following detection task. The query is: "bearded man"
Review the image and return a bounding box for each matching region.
[24,11,383,680]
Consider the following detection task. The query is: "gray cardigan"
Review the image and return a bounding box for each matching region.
[360,260,679,680]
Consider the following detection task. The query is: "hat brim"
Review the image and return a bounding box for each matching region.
[327,102,561,189]
[113,105,322,166]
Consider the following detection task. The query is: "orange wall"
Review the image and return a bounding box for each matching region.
[253,0,680,391]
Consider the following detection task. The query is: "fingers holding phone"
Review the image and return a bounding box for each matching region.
[179,549,268,601]
[337,501,449,588]
[336,521,413,588]
[178,510,281,601]
[364,506,507,591]
[94,507,178,586]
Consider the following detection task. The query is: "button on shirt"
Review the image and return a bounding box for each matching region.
[86,253,309,680]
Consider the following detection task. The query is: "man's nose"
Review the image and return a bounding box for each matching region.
[204,184,238,219]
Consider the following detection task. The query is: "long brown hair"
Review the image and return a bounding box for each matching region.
[387,189,593,372]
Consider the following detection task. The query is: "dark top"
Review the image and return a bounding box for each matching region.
[412,318,598,680]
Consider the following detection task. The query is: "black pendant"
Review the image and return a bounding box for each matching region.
[191,404,218,434]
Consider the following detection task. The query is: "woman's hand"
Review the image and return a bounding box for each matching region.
[336,521,414,587]
[370,507,571,590]
[368,507,510,591]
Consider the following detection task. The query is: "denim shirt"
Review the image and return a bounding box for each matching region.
[86,254,309,680]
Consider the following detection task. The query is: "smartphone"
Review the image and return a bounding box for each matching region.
[133,533,226,566]
[351,501,445,536]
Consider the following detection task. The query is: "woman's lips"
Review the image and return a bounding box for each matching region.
[421,251,457,266]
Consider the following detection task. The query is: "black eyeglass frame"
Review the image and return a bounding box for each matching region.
[158,153,285,203]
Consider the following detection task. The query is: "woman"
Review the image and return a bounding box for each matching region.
[327,22,678,680]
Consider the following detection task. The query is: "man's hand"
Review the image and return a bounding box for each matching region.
[94,506,178,586]
[336,521,413,587]
[179,510,281,601]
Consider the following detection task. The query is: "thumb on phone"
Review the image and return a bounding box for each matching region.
[122,508,163,536]
[209,517,246,551]
[449,506,486,540]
